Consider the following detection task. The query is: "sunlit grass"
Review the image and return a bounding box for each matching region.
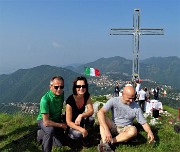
[0,97,180,152]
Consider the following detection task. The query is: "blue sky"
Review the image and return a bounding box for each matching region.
[0,0,179,74]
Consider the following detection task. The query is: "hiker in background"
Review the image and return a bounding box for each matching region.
[114,83,120,97]
[153,86,160,100]
[144,87,150,101]
[135,78,141,101]
[97,85,154,151]
[138,87,147,112]
[37,76,67,152]
[65,76,94,147]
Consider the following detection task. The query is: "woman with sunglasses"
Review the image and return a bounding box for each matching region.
[66,76,94,147]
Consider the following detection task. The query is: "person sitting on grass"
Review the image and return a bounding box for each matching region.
[37,76,67,152]
[65,76,94,147]
[97,85,154,152]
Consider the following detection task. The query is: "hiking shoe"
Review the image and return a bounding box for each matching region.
[130,138,138,143]
[97,143,114,152]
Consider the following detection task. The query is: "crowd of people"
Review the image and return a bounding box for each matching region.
[134,79,160,113]
[37,75,155,152]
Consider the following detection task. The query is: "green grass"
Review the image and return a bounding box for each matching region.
[0,99,180,152]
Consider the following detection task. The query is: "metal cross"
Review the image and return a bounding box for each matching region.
[110,9,164,82]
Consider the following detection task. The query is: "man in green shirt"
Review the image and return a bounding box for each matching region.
[37,76,67,152]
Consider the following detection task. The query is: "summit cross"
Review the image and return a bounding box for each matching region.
[110,9,164,81]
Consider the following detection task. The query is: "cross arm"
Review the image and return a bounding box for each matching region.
[139,28,164,35]
[110,28,134,35]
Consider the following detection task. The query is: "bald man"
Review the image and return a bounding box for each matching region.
[97,86,154,152]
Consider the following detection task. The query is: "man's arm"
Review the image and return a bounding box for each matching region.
[42,114,67,129]
[97,107,112,143]
[97,108,108,129]
[142,122,154,143]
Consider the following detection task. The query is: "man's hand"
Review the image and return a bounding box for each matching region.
[104,128,112,143]
[60,123,67,130]
[142,123,155,144]
[147,132,154,143]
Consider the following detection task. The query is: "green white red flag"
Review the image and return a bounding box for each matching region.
[84,67,100,76]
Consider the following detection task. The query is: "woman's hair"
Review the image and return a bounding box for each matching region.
[72,76,89,96]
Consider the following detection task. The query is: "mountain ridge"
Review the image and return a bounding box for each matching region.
[0,65,79,103]
[69,56,180,89]
[0,56,179,103]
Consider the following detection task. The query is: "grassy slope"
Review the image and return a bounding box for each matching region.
[0,102,180,152]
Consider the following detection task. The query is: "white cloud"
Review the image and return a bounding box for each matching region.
[52,42,62,49]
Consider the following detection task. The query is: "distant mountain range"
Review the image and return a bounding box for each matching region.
[69,56,180,89]
[67,56,180,89]
[140,56,180,88]
[0,65,79,103]
[0,56,179,103]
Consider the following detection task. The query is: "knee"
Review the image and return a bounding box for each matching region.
[68,128,83,140]
[127,126,137,137]
[88,116,94,122]
[74,130,82,139]
[85,116,95,127]
[44,126,55,136]
[88,116,95,125]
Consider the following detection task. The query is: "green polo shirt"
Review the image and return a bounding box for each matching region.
[37,90,64,122]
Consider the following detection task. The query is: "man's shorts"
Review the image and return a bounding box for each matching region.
[110,123,136,136]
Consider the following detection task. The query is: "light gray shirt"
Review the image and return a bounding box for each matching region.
[103,97,147,127]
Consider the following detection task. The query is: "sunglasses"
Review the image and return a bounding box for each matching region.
[54,86,64,90]
[75,85,87,88]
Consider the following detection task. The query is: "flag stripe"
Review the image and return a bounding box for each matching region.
[85,67,90,75]
[94,68,100,76]
[90,68,95,76]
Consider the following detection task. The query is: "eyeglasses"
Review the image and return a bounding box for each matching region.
[54,86,64,90]
[75,85,87,88]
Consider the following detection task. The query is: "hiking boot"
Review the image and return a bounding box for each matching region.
[97,143,114,152]
[130,138,138,143]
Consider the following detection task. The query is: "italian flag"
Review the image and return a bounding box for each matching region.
[84,67,100,76]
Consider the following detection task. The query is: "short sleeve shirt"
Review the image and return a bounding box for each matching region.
[37,90,64,122]
[103,97,147,127]
[66,93,90,122]
[138,89,146,100]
